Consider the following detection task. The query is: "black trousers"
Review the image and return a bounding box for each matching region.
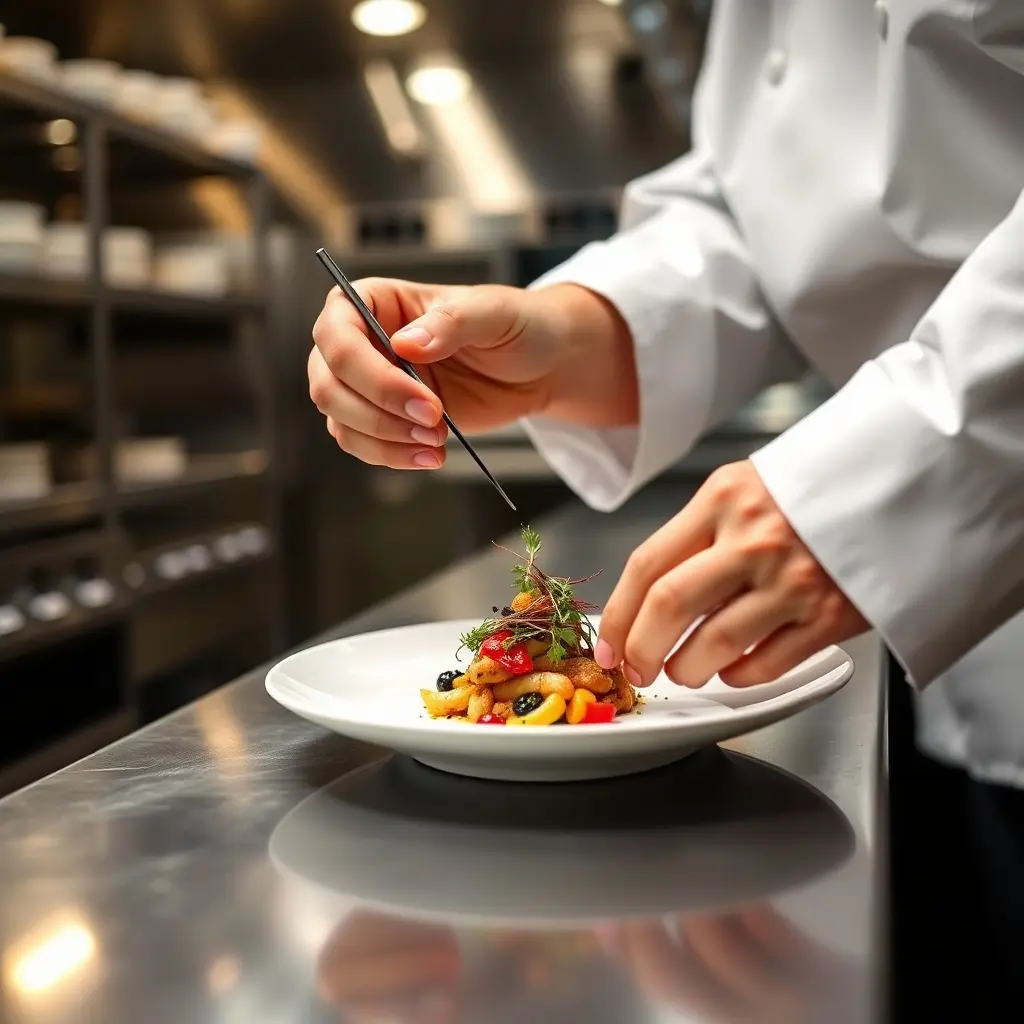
[888,654,1024,1021]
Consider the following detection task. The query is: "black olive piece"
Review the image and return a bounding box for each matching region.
[436,670,461,692]
[492,606,499,613]
[512,691,544,716]
[502,605,513,616]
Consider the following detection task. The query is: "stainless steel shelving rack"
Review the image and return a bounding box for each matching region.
[0,69,284,792]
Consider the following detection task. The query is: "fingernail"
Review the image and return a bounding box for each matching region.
[624,663,644,687]
[413,450,442,469]
[410,425,442,446]
[405,399,438,427]
[594,639,615,669]
[394,325,431,346]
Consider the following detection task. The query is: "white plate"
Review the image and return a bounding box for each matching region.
[265,619,854,782]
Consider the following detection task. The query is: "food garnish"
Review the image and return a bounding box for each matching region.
[422,527,640,726]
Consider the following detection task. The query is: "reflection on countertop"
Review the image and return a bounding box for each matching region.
[274,753,860,1023]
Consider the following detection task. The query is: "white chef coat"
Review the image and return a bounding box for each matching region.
[522,0,1024,784]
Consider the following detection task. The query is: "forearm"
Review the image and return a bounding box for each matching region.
[530,283,640,429]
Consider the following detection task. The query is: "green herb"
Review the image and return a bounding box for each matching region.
[457,525,600,664]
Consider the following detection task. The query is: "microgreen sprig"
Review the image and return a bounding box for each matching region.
[458,526,599,663]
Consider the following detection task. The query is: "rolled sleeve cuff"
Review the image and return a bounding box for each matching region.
[750,362,1008,688]
[520,204,757,511]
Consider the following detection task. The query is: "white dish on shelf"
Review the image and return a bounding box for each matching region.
[0,443,52,501]
[113,69,161,121]
[0,36,58,81]
[115,438,186,483]
[153,241,229,296]
[59,58,121,104]
[265,618,855,782]
[154,77,214,137]
[205,120,262,164]
[42,224,153,285]
[0,240,42,273]
[105,226,153,287]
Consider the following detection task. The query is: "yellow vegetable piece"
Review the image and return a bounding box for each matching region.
[510,591,537,613]
[420,688,471,718]
[506,692,567,726]
[566,687,597,724]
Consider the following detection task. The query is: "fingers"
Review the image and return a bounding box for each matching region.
[736,906,821,969]
[718,620,834,686]
[619,921,728,1017]
[665,589,796,688]
[312,291,443,428]
[682,914,803,1018]
[617,548,748,686]
[328,420,447,470]
[391,285,526,365]
[596,499,717,676]
[312,353,448,447]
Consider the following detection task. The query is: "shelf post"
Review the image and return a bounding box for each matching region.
[83,119,115,540]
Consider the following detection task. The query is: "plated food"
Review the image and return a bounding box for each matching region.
[420,527,639,726]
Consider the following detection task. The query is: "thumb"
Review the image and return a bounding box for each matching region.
[390,286,523,365]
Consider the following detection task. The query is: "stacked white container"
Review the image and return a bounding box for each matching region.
[0,202,45,272]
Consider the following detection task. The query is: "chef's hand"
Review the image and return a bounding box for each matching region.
[309,279,637,469]
[316,911,461,1024]
[595,460,870,688]
[602,906,839,1024]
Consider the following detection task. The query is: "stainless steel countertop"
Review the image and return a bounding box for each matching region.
[0,485,885,1024]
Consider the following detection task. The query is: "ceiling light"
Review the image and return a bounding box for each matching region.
[351,0,426,37]
[45,118,76,146]
[630,1,668,33]
[406,65,471,106]
[363,60,424,156]
[598,0,623,6]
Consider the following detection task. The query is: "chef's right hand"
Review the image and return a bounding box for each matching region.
[309,278,638,470]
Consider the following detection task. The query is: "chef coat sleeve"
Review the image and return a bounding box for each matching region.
[752,188,1024,687]
[519,145,807,512]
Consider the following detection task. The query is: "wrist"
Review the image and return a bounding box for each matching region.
[528,283,639,428]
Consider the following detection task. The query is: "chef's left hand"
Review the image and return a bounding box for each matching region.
[594,460,870,688]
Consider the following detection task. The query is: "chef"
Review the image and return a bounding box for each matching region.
[309,0,1024,1014]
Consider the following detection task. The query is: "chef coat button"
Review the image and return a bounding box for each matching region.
[874,0,889,40]
[764,49,787,86]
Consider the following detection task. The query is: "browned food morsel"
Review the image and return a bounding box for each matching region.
[601,666,636,714]
[467,686,495,723]
[492,671,574,703]
[466,655,512,686]
[536,655,614,695]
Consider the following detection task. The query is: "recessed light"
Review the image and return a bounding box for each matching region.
[45,118,76,146]
[598,0,623,6]
[406,65,471,106]
[351,0,427,37]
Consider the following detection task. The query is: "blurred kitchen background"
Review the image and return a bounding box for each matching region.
[0,0,829,791]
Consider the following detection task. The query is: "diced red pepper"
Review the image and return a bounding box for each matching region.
[480,630,533,675]
[582,702,616,724]
[477,714,505,725]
